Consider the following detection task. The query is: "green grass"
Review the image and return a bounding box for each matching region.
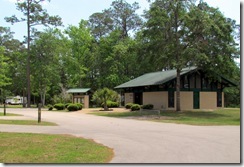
[0,132,113,163]
[0,105,37,108]
[0,113,22,116]
[91,108,240,126]
[0,120,57,126]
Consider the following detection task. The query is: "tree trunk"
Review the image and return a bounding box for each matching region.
[104,100,109,111]
[27,0,31,108]
[174,2,181,112]
[104,104,109,111]
[176,68,181,111]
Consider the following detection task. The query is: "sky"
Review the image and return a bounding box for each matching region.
[0,0,241,41]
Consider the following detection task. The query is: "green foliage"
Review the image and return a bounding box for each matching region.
[0,47,11,88]
[67,103,82,111]
[125,103,134,109]
[53,103,65,110]
[92,88,119,110]
[131,104,141,111]
[141,104,154,110]
[67,104,79,111]
[75,103,83,110]
[65,103,72,108]
[102,100,119,108]
[47,104,53,111]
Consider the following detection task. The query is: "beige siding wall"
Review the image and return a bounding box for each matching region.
[125,93,134,104]
[125,91,222,110]
[200,92,217,109]
[73,95,89,108]
[180,92,193,110]
[143,91,193,110]
[143,92,168,109]
[84,95,89,108]
[222,92,224,108]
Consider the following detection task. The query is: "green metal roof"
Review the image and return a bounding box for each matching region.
[67,88,91,93]
[115,67,198,89]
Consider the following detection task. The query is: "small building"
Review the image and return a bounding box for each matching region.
[67,88,91,108]
[115,67,236,110]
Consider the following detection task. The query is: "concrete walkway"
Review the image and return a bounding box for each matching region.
[0,108,240,163]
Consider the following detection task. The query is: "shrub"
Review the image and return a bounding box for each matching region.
[141,104,154,110]
[53,103,65,110]
[102,101,119,108]
[65,103,72,108]
[47,104,53,111]
[67,104,79,111]
[75,103,83,110]
[131,104,141,111]
[125,103,134,109]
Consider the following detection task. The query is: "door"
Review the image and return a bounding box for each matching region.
[193,91,200,109]
[134,92,143,105]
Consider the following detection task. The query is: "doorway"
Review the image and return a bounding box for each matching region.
[193,91,200,109]
[134,92,143,105]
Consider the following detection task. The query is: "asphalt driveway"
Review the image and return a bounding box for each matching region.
[0,108,240,163]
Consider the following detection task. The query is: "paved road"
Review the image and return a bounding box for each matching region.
[0,108,240,163]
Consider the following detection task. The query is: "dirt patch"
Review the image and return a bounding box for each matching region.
[78,107,129,114]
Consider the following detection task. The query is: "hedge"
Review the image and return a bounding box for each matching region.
[141,104,154,110]
[67,104,79,111]
[125,103,134,109]
[101,100,119,108]
[54,103,65,110]
[131,104,141,111]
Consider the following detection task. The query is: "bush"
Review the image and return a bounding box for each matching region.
[125,103,134,109]
[47,104,53,111]
[102,101,119,108]
[67,104,79,111]
[141,104,154,110]
[131,104,141,111]
[53,103,65,110]
[65,103,72,108]
[75,103,83,110]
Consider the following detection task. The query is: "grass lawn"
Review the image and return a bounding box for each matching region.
[90,108,240,126]
[0,120,57,126]
[0,113,22,116]
[0,105,37,108]
[0,132,113,163]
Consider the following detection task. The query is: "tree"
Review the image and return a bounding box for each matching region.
[0,47,12,103]
[142,0,239,111]
[109,0,143,38]
[5,0,62,107]
[0,47,11,88]
[143,0,194,111]
[0,26,27,98]
[88,0,142,39]
[92,88,118,111]
[30,29,62,106]
[88,10,114,39]
[64,20,93,88]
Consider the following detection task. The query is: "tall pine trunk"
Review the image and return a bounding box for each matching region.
[174,1,181,112]
[176,68,181,111]
[27,0,31,108]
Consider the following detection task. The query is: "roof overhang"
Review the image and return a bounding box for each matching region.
[67,88,91,93]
